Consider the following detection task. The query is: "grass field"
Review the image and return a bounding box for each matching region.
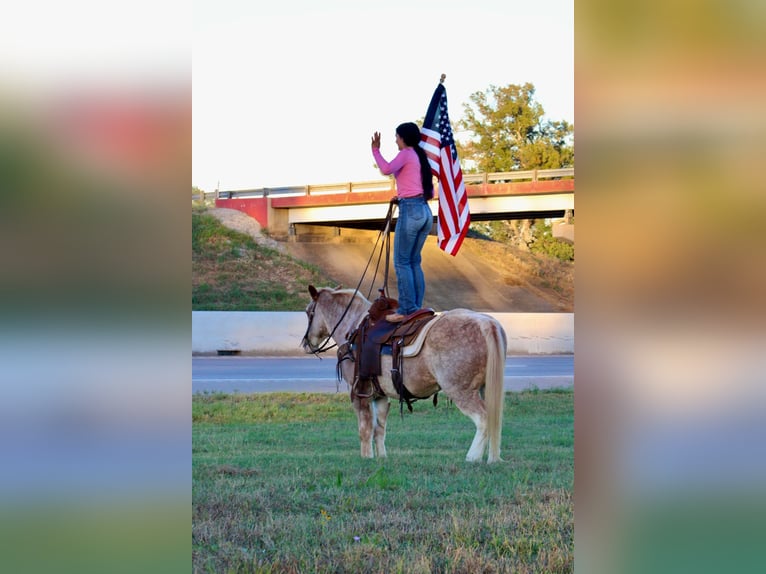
[193,390,573,573]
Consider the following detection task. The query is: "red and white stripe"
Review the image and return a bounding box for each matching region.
[420,127,441,174]
[420,128,470,256]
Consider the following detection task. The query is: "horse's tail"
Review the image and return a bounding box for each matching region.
[485,318,507,463]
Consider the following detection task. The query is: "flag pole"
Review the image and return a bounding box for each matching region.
[440,73,446,84]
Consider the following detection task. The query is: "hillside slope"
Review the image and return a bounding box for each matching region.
[192,208,336,311]
[285,232,573,313]
[193,208,573,312]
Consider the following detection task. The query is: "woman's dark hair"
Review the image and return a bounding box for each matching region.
[396,122,434,200]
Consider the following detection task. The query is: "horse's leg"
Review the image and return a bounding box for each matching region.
[372,397,390,458]
[352,398,374,458]
[450,388,488,462]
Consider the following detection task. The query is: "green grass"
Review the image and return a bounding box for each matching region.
[193,390,573,573]
[192,211,336,311]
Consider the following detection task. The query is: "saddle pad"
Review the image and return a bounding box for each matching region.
[400,313,443,358]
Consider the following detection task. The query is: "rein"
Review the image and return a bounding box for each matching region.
[303,201,397,356]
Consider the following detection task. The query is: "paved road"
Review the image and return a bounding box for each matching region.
[192,355,573,394]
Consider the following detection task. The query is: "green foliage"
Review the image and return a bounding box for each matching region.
[192,212,244,252]
[529,221,575,262]
[193,391,573,573]
[458,82,574,172]
[469,220,574,262]
[192,211,336,311]
[192,186,213,207]
[468,220,517,243]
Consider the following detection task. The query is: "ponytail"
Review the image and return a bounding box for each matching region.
[414,145,434,200]
[396,122,434,200]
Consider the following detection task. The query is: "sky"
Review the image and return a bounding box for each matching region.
[193,0,573,192]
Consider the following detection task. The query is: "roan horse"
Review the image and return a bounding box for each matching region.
[301,285,507,463]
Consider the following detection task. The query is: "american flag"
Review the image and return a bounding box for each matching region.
[419,83,470,256]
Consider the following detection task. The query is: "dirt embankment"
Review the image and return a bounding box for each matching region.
[284,230,573,314]
[206,208,573,313]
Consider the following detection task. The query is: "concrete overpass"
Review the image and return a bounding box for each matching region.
[215,168,574,240]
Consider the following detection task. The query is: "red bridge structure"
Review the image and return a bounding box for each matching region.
[213,168,574,240]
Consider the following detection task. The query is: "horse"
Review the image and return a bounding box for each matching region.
[301,285,507,463]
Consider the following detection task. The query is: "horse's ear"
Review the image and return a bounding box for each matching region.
[308,285,319,301]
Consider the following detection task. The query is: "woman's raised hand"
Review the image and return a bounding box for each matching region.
[371,131,381,149]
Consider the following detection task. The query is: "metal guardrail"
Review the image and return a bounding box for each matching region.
[192,191,218,202]
[462,167,574,184]
[212,168,573,201]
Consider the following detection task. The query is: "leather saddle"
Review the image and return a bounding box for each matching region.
[342,293,436,412]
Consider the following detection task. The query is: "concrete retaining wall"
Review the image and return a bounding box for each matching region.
[192,311,573,355]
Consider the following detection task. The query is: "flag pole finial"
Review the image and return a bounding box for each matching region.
[439,74,446,84]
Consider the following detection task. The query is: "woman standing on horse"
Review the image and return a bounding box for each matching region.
[371,122,434,322]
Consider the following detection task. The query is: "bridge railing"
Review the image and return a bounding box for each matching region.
[215,168,573,200]
[192,190,218,202]
[463,167,574,184]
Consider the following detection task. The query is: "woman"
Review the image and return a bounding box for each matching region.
[371,122,434,322]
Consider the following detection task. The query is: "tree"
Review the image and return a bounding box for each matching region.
[193,186,212,206]
[459,83,574,255]
[458,82,573,173]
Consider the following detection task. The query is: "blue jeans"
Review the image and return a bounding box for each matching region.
[393,197,432,315]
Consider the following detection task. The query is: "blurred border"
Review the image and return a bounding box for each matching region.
[3,1,766,572]
[0,3,190,573]
[576,1,766,572]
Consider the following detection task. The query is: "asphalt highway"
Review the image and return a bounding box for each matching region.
[192,354,573,394]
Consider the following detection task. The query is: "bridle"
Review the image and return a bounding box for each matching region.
[301,200,398,357]
[300,295,344,356]
[299,300,319,352]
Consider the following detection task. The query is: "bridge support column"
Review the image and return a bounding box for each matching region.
[266,197,291,240]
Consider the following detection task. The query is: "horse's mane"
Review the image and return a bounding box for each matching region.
[327,288,371,306]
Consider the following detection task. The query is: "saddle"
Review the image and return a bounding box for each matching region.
[341,293,436,412]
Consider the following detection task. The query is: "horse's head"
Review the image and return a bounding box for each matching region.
[301,285,333,353]
[301,284,369,354]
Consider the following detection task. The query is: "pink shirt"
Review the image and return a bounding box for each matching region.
[372,147,424,198]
